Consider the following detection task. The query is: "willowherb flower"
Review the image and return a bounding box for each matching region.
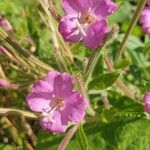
[0,17,12,32]
[58,0,118,49]
[140,1,150,34]
[144,92,150,114]
[26,71,88,133]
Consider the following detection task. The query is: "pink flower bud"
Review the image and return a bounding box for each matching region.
[144,92,150,113]
[140,1,150,34]
[0,17,12,32]
[0,79,9,89]
[0,45,7,54]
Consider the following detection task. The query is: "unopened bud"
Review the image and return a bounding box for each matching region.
[0,45,7,54]
[144,92,150,114]
[0,79,18,90]
[0,17,12,32]
[0,79,9,89]
[111,25,119,39]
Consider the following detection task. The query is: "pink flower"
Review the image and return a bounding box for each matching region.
[144,92,150,114]
[26,71,88,133]
[0,17,12,32]
[58,0,118,49]
[140,1,150,34]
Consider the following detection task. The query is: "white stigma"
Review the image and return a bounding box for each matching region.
[76,20,87,37]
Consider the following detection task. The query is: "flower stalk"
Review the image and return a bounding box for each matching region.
[74,74,95,116]
[40,0,74,67]
[0,27,53,72]
[58,124,79,150]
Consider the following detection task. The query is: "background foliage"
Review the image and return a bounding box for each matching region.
[0,0,150,149]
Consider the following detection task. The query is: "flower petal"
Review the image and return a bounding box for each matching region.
[64,91,88,123]
[54,73,73,98]
[83,20,109,49]
[62,0,93,14]
[58,14,83,42]
[26,92,51,112]
[32,80,53,93]
[40,111,68,133]
[93,0,118,20]
[45,71,60,86]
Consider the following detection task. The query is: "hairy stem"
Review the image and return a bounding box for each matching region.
[74,74,95,116]
[58,124,79,150]
[0,117,23,146]
[0,28,53,72]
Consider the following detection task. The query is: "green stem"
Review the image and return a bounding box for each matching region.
[115,0,147,63]
[74,74,95,116]
[0,28,53,72]
[58,124,79,150]
[0,117,23,146]
[84,37,109,82]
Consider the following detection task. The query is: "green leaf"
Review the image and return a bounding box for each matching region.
[36,125,106,150]
[76,125,89,150]
[109,2,131,24]
[0,144,14,150]
[92,55,104,78]
[114,58,131,69]
[115,119,150,150]
[89,72,120,90]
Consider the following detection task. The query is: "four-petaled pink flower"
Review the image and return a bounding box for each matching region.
[144,92,150,114]
[26,71,88,133]
[58,0,118,49]
[140,1,150,34]
[0,17,12,32]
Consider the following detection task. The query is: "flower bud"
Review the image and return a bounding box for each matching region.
[0,45,7,54]
[0,17,12,32]
[0,79,9,89]
[144,92,150,114]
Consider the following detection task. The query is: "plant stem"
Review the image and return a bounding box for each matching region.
[0,108,38,119]
[58,124,79,150]
[74,74,95,116]
[115,0,147,63]
[39,0,74,71]
[84,39,108,82]
[0,28,53,72]
[0,117,23,146]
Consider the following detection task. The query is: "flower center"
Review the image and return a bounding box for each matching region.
[84,14,96,24]
[76,7,96,37]
[41,97,65,123]
[79,7,96,25]
[51,97,65,111]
